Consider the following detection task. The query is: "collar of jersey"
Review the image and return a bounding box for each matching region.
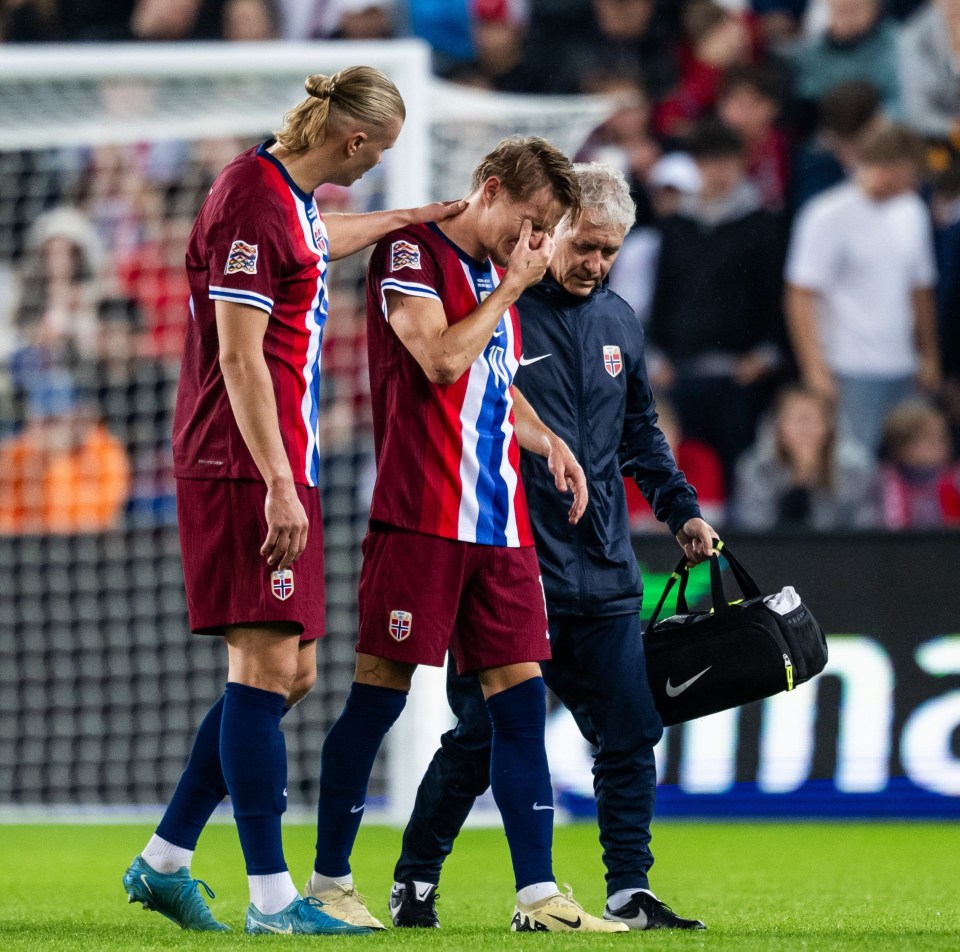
[427,222,492,273]
[257,140,314,204]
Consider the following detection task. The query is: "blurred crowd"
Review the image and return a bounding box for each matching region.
[1,0,959,535]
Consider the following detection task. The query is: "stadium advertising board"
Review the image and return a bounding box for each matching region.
[548,532,960,818]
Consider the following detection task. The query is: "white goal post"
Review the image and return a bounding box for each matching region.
[0,40,612,206]
[0,40,613,820]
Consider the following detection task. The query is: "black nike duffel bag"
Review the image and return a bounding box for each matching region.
[643,541,828,727]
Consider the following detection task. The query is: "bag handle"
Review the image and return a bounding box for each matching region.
[714,541,762,600]
[646,540,763,627]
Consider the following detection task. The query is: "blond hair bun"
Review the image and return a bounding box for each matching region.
[305,74,335,100]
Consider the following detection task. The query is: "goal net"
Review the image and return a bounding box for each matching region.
[0,40,612,818]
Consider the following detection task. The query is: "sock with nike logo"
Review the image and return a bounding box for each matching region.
[486,677,555,891]
[221,682,289,875]
[314,682,407,878]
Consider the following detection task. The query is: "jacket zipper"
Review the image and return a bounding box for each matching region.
[570,301,590,611]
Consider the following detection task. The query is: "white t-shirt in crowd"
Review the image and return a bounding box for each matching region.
[785,182,937,378]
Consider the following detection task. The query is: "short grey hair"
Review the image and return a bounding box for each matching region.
[563,161,636,235]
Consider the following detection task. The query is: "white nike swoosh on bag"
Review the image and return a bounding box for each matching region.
[665,667,712,697]
[518,353,552,366]
[350,803,365,813]
[249,918,294,934]
[532,802,554,811]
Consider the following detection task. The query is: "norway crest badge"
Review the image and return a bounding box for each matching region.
[603,344,623,378]
[225,239,258,275]
[270,568,294,601]
[389,609,412,642]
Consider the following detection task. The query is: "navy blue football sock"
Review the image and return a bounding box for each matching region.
[314,682,407,877]
[221,682,289,875]
[486,677,555,890]
[155,695,294,851]
[156,694,228,850]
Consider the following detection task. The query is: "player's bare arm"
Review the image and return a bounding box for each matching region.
[325,200,467,260]
[216,301,308,570]
[512,387,588,525]
[387,219,554,385]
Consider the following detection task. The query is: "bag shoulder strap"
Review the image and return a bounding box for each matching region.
[647,555,689,628]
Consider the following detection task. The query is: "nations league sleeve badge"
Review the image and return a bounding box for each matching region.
[270,568,294,601]
[225,239,258,275]
[390,240,421,272]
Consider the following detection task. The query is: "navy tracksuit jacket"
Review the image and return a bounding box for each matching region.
[395,277,702,894]
[514,276,701,616]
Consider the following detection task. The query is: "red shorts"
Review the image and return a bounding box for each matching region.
[356,524,550,673]
[176,477,325,641]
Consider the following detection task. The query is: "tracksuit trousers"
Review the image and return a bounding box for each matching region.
[394,612,664,896]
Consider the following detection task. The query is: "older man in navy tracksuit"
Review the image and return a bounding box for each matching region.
[387,163,717,932]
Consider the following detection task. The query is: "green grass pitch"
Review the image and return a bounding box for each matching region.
[1,821,958,950]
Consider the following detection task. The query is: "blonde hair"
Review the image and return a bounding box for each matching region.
[274,66,405,153]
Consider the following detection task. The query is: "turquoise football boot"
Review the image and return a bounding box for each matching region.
[245,895,373,935]
[123,855,230,931]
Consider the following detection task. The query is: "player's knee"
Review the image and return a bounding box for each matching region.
[478,661,542,697]
[225,624,304,699]
[354,652,415,691]
[287,666,317,707]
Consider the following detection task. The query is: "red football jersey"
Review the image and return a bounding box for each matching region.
[365,222,534,547]
[173,143,329,486]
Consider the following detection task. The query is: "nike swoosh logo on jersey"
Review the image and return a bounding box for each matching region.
[549,914,582,928]
[248,918,294,934]
[350,803,365,813]
[532,802,554,811]
[665,667,712,697]
[519,353,552,366]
